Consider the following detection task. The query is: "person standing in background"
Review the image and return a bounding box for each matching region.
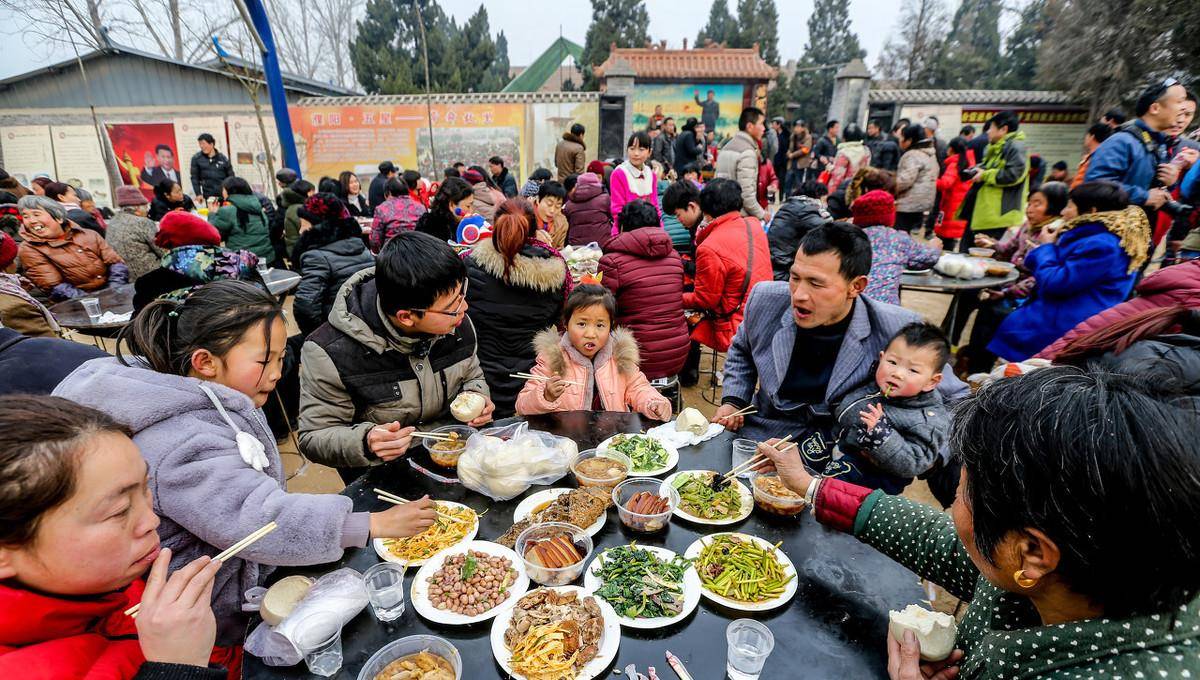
[1072,124,1113,189]
[785,120,814,196]
[489,156,518,198]
[865,121,899,172]
[674,118,707,175]
[694,89,720,134]
[189,133,234,202]
[369,161,397,210]
[813,120,840,178]
[715,107,768,222]
[555,123,588,182]
[772,117,791,195]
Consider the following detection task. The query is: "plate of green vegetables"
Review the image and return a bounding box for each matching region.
[597,434,678,477]
[684,533,797,611]
[582,544,701,629]
[662,470,753,526]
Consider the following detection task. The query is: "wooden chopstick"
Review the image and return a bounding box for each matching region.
[125,521,279,617]
[411,431,456,441]
[511,372,583,386]
[722,436,799,480]
[727,404,757,418]
[373,488,469,524]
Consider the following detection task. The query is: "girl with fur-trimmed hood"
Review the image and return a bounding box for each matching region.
[464,198,572,417]
[515,285,672,420]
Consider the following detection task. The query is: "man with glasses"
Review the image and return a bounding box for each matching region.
[298,230,494,484]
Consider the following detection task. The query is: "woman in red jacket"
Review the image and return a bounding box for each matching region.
[934,136,976,249]
[0,395,237,680]
[599,200,689,379]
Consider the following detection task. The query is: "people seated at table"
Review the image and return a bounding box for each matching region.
[599,200,689,381]
[53,280,439,647]
[148,179,196,222]
[292,208,374,338]
[464,166,506,223]
[0,395,237,679]
[987,181,1148,362]
[0,233,58,338]
[298,231,494,483]
[767,180,830,281]
[17,195,128,301]
[818,322,951,494]
[415,177,473,244]
[516,285,672,420]
[850,189,941,305]
[44,181,105,235]
[714,222,967,440]
[207,177,274,263]
[279,179,314,254]
[564,170,612,247]
[757,367,1200,678]
[155,210,222,252]
[464,199,570,418]
[531,180,569,249]
[369,177,425,253]
[106,185,166,281]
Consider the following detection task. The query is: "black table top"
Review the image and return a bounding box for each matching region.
[243,411,925,680]
[900,268,1019,292]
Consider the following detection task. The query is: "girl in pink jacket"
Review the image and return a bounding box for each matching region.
[609,131,661,235]
[516,285,672,420]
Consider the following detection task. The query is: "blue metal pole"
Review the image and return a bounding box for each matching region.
[242,0,300,174]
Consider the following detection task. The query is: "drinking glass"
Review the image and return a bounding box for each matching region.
[80,297,101,322]
[731,439,759,479]
[255,260,271,278]
[364,562,407,622]
[726,619,775,679]
[292,613,343,677]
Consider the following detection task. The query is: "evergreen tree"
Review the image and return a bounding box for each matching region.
[580,0,650,90]
[734,0,780,65]
[491,31,512,90]
[934,0,1002,88]
[458,5,500,91]
[351,0,418,94]
[992,0,1051,90]
[787,0,865,125]
[874,0,948,87]
[697,0,737,47]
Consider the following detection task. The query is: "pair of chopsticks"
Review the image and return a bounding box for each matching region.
[410,431,457,442]
[125,521,279,617]
[725,404,757,418]
[373,488,469,524]
[511,372,583,386]
[722,434,799,481]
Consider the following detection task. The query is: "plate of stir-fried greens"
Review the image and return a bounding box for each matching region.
[662,470,753,525]
[597,434,678,476]
[582,544,700,629]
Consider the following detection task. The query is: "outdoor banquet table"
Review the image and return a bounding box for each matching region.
[900,268,1020,335]
[243,411,928,680]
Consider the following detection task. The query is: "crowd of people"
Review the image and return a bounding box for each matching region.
[0,73,1198,679]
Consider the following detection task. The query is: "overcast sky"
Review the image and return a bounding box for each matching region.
[0,0,907,81]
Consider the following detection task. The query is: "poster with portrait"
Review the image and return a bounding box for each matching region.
[174,117,228,196]
[632,83,744,144]
[50,125,112,208]
[0,125,56,186]
[104,122,182,199]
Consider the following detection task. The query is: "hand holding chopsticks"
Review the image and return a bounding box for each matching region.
[722,434,799,482]
[511,372,583,386]
[713,403,757,431]
[373,488,468,524]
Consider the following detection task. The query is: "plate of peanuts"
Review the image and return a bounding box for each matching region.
[410,540,530,625]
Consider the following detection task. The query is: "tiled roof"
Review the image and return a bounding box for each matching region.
[595,45,778,81]
[868,89,1078,105]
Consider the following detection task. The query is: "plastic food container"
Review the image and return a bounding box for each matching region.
[612,477,678,533]
[425,424,476,468]
[356,634,462,680]
[751,472,807,517]
[968,247,995,258]
[515,522,593,586]
[571,448,631,489]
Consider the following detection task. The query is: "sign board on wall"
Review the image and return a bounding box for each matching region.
[632,83,744,144]
[530,102,599,176]
[228,115,280,194]
[962,108,1089,173]
[104,122,182,199]
[51,125,112,208]
[1,125,55,186]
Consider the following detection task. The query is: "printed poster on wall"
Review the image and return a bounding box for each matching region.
[632,83,744,145]
[104,122,182,199]
[51,125,112,208]
[961,108,1090,174]
[227,115,280,195]
[174,117,228,196]
[0,125,56,186]
[530,102,599,176]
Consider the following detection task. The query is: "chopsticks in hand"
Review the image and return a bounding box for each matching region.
[511,372,583,386]
[725,404,757,418]
[373,488,469,524]
[124,521,279,617]
[410,431,458,442]
[722,434,798,481]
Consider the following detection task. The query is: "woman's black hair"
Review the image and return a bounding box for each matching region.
[337,171,358,199]
[1034,181,1070,217]
[376,230,466,316]
[562,284,617,327]
[842,123,864,142]
[317,177,341,195]
[947,136,968,157]
[402,170,423,189]
[537,181,567,202]
[431,177,473,211]
[1069,181,1129,214]
[222,176,253,196]
[469,165,499,190]
[290,179,315,196]
[794,180,829,200]
[954,367,1200,618]
[385,177,411,198]
[563,174,580,195]
[900,124,927,145]
[617,200,660,232]
[154,178,178,202]
[627,130,652,150]
[529,168,552,183]
[118,279,283,377]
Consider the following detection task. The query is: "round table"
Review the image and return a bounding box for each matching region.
[900,268,1020,338]
[243,411,926,680]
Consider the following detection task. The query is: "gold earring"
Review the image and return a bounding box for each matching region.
[1013,569,1038,589]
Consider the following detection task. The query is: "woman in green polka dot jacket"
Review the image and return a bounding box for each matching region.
[758,367,1200,679]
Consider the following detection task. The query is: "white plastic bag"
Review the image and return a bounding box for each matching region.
[244,568,368,667]
[562,242,603,280]
[455,421,578,500]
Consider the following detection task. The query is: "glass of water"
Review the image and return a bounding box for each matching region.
[255,260,270,278]
[364,562,407,622]
[731,439,759,479]
[292,613,343,677]
[80,297,101,322]
[726,619,775,679]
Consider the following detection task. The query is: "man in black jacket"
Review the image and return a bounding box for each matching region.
[0,328,107,395]
[674,118,707,172]
[865,121,900,171]
[767,181,831,280]
[369,161,397,209]
[812,120,840,176]
[189,133,234,201]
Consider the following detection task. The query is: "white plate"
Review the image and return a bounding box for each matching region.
[490,585,621,680]
[372,501,479,567]
[902,268,932,275]
[683,533,798,612]
[645,420,725,448]
[582,545,700,629]
[596,434,679,477]
[513,488,607,537]
[662,470,753,526]
[410,540,529,625]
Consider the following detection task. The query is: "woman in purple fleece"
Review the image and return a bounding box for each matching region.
[54,280,437,646]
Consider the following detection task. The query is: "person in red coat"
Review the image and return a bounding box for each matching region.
[934,136,976,248]
[0,395,238,680]
[680,179,773,352]
[599,200,689,379]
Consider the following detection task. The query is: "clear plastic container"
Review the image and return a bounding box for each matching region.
[515,522,593,586]
[356,634,462,680]
[968,247,995,258]
[424,424,476,468]
[571,448,631,489]
[751,472,807,517]
[612,477,678,533]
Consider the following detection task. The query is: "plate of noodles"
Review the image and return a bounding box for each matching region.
[372,501,479,567]
[490,585,620,680]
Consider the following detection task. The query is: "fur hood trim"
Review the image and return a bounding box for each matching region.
[533,326,641,375]
[469,238,568,293]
